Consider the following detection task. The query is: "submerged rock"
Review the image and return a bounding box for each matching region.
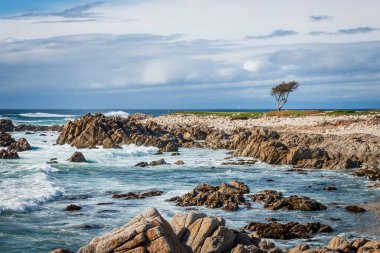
[170,181,250,211]
[323,186,337,191]
[68,151,87,163]
[245,221,332,239]
[345,205,366,213]
[112,191,163,199]
[174,160,185,165]
[250,190,326,211]
[75,208,380,253]
[56,113,178,151]
[65,204,82,211]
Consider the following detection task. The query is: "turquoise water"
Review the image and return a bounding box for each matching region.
[0,111,379,252]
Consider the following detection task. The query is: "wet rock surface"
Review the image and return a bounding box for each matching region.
[354,166,380,181]
[0,149,19,159]
[345,205,366,213]
[0,132,15,146]
[0,119,14,132]
[135,158,168,167]
[170,181,250,211]
[245,221,332,239]
[7,137,32,151]
[56,113,179,151]
[112,191,163,199]
[66,204,82,211]
[68,151,87,163]
[14,124,62,132]
[250,190,326,211]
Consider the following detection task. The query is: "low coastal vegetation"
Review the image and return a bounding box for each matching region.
[173,109,380,119]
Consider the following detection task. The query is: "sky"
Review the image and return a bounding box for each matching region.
[0,0,379,109]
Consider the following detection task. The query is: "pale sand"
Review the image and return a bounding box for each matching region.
[146,114,380,136]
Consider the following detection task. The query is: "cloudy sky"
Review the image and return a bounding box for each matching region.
[0,0,379,109]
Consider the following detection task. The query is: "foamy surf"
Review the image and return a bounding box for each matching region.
[104,111,129,117]
[0,172,64,214]
[19,112,77,118]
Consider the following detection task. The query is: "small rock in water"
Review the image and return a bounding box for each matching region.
[154,151,163,155]
[171,152,180,156]
[0,149,19,159]
[49,248,74,253]
[68,151,87,163]
[345,205,366,213]
[174,160,185,165]
[134,161,149,167]
[149,158,167,166]
[112,191,163,199]
[65,204,82,211]
[323,186,338,191]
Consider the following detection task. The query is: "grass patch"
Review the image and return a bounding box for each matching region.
[172,109,380,119]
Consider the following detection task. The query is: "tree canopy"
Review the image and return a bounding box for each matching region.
[271,81,299,111]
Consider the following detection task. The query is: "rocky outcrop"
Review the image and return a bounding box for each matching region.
[0,132,15,146]
[354,166,380,181]
[345,205,366,213]
[7,138,32,151]
[135,159,168,167]
[245,221,332,239]
[56,113,178,151]
[14,124,62,132]
[289,236,380,253]
[232,129,380,170]
[68,151,87,163]
[169,181,250,211]
[74,209,380,253]
[250,190,326,211]
[0,149,19,159]
[112,191,163,199]
[78,207,188,253]
[0,119,14,132]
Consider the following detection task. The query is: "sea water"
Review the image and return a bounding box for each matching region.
[0,111,379,252]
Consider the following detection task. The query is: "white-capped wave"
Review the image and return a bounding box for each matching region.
[0,172,64,213]
[104,111,129,117]
[19,112,76,118]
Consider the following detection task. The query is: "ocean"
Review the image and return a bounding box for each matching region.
[0,110,379,252]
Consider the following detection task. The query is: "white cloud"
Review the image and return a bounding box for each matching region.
[243,60,262,72]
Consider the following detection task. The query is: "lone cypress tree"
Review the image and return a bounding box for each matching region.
[271,81,299,111]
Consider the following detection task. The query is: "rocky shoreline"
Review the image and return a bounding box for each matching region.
[51,208,380,253]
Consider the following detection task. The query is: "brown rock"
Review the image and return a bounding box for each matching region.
[0,149,19,159]
[250,190,326,211]
[323,186,337,191]
[345,205,366,213]
[49,248,74,253]
[66,204,82,211]
[0,132,15,146]
[0,119,14,132]
[149,158,167,166]
[171,181,250,211]
[174,160,185,165]
[245,221,332,239]
[77,207,187,253]
[68,151,87,163]
[112,191,163,199]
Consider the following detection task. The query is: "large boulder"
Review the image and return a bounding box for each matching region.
[245,221,332,239]
[78,207,188,253]
[0,119,14,132]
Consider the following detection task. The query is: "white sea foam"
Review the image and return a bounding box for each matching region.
[0,172,64,213]
[104,111,129,117]
[19,112,77,118]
